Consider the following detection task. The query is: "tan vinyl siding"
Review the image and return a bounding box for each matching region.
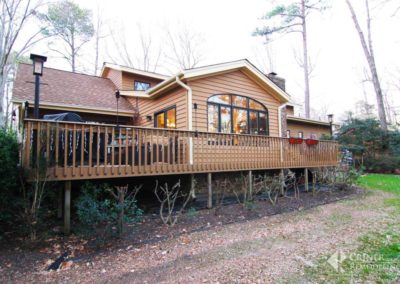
[287,120,331,139]
[188,70,281,136]
[103,68,122,89]
[129,87,187,129]
[122,72,163,90]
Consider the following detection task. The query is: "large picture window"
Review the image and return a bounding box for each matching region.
[207,94,269,135]
[154,106,176,129]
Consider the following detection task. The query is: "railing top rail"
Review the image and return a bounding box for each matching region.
[23,119,338,143]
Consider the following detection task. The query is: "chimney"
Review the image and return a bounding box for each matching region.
[267,72,286,91]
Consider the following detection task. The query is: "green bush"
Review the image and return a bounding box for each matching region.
[0,128,20,231]
[75,182,143,236]
[337,118,400,173]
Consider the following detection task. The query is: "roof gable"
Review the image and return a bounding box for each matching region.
[146,59,290,103]
[12,64,135,115]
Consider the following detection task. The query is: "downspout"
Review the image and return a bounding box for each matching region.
[278,103,288,164]
[175,76,193,165]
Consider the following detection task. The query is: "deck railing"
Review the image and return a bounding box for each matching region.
[22,119,340,181]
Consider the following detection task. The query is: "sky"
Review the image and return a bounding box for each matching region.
[26,0,400,124]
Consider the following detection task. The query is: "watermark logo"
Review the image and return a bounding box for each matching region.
[327,250,347,272]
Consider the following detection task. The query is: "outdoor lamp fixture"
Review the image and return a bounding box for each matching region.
[115,90,121,132]
[146,115,152,122]
[24,101,29,118]
[30,54,47,119]
[327,114,334,136]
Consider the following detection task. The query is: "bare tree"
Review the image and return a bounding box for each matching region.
[0,0,45,125]
[107,23,161,72]
[92,5,108,75]
[254,0,328,118]
[154,180,191,226]
[39,0,94,72]
[345,0,388,131]
[164,26,205,70]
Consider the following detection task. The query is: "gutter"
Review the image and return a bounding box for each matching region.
[175,76,194,165]
[175,76,193,131]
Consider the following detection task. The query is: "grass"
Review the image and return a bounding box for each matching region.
[356,174,400,195]
[303,174,400,283]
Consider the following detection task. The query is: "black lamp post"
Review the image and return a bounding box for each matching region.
[328,114,334,136]
[115,90,120,131]
[30,54,47,119]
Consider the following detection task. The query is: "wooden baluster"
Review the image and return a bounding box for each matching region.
[54,123,59,177]
[111,127,115,175]
[88,126,93,176]
[171,130,176,172]
[125,127,129,175]
[45,123,50,162]
[118,128,122,175]
[144,129,149,174]
[80,125,84,177]
[96,126,100,176]
[161,130,165,173]
[24,121,32,168]
[131,127,135,174]
[63,125,68,177]
[138,129,142,174]
[72,124,76,177]
[104,127,108,176]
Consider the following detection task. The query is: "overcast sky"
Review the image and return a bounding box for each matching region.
[27,0,400,123]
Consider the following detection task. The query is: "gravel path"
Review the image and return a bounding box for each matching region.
[1,189,398,283]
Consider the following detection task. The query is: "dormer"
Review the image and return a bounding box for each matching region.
[101,63,168,95]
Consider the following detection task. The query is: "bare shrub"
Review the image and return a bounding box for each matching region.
[106,184,142,235]
[213,178,229,215]
[154,180,191,226]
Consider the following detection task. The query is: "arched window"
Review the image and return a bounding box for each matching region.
[207,94,269,135]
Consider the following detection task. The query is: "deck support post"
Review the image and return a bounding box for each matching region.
[207,173,212,209]
[64,181,71,235]
[57,186,63,219]
[190,174,196,199]
[280,169,285,196]
[248,170,253,201]
[304,168,309,192]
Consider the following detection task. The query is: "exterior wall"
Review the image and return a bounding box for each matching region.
[103,68,122,89]
[287,120,331,139]
[130,86,188,129]
[27,108,132,125]
[286,105,294,116]
[121,71,163,90]
[188,70,281,136]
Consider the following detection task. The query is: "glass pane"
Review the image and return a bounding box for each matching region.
[208,104,219,132]
[249,111,258,134]
[134,81,151,91]
[233,108,248,134]
[156,112,165,128]
[249,99,265,110]
[220,106,231,133]
[232,95,247,108]
[208,94,231,105]
[166,108,176,128]
[258,112,268,135]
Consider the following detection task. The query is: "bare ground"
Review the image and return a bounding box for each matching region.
[0,188,398,283]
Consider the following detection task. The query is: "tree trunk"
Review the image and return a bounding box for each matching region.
[345,0,388,131]
[118,189,124,235]
[301,0,311,119]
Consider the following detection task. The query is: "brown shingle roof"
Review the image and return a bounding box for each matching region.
[12,63,135,114]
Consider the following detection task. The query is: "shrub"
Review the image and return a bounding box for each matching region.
[75,182,143,237]
[0,129,20,232]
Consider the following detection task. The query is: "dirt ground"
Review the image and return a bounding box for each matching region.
[0,187,398,283]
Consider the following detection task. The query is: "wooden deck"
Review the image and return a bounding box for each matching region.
[22,119,340,181]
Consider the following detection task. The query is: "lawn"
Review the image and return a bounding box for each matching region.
[305,174,400,284]
[357,174,400,195]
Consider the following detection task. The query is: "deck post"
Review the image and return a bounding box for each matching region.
[248,170,253,201]
[190,174,196,199]
[207,173,212,209]
[304,168,309,192]
[64,181,71,235]
[57,186,63,219]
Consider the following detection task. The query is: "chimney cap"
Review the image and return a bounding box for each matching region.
[268,72,277,76]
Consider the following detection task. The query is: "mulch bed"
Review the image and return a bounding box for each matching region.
[0,186,364,276]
